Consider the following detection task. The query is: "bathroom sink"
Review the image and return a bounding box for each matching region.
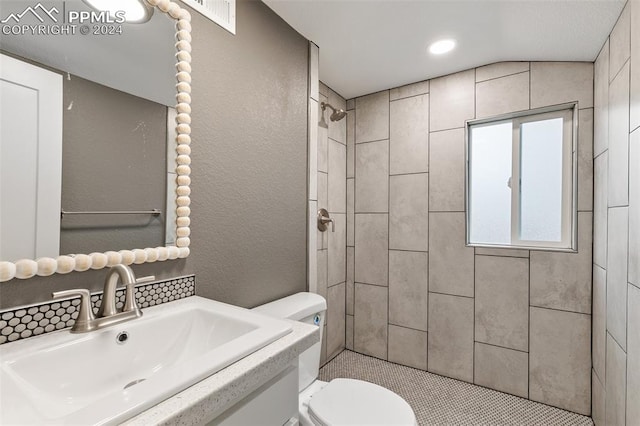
[0,296,292,425]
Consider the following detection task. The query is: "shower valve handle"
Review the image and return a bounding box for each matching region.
[317,209,335,232]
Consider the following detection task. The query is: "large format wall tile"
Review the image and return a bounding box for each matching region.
[606,333,627,426]
[355,214,388,286]
[530,62,593,109]
[475,71,529,118]
[390,94,429,175]
[633,0,640,131]
[594,40,610,157]
[389,174,429,251]
[578,108,594,211]
[317,248,327,301]
[346,246,354,315]
[309,201,318,295]
[475,62,529,82]
[328,139,346,213]
[607,207,629,350]
[529,307,591,415]
[355,140,389,213]
[530,212,593,314]
[609,2,630,82]
[594,153,608,268]
[592,265,607,382]
[328,213,346,287]
[309,100,318,202]
[475,256,528,351]
[428,213,474,297]
[429,129,465,212]
[628,284,640,425]
[429,69,475,132]
[390,80,429,101]
[354,283,388,359]
[317,172,328,250]
[388,324,428,370]
[347,178,354,246]
[346,314,354,350]
[474,342,528,398]
[630,129,639,286]
[592,370,605,426]
[347,112,355,178]
[428,293,474,382]
[355,91,389,143]
[327,282,346,359]
[608,62,630,207]
[389,250,428,331]
[318,96,328,173]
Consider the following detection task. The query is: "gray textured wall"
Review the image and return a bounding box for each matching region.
[0,0,309,310]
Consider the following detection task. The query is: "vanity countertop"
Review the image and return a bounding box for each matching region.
[122,319,318,425]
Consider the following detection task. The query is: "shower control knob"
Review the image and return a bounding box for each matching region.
[317,209,335,232]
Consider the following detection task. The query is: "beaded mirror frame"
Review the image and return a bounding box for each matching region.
[0,0,192,282]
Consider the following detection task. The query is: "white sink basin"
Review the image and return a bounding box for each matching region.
[0,296,292,425]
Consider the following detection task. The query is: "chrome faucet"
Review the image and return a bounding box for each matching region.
[52,265,151,333]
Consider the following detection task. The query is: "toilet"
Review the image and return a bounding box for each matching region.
[253,292,417,426]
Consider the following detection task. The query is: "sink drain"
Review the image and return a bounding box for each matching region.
[123,378,146,390]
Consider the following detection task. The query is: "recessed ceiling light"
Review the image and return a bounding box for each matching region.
[429,39,456,55]
[83,0,154,23]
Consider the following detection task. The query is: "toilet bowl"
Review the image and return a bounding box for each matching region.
[253,292,417,426]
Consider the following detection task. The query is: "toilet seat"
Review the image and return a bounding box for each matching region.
[307,378,416,426]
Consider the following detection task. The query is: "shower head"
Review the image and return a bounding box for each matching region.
[321,102,347,122]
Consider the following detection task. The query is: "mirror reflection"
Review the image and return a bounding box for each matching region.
[0,0,177,262]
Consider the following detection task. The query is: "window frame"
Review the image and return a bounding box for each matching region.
[465,103,578,252]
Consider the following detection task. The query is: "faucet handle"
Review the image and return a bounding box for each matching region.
[52,289,96,333]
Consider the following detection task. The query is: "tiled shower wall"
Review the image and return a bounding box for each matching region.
[318,81,347,365]
[591,1,640,425]
[346,62,594,415]
[307,44,347,366]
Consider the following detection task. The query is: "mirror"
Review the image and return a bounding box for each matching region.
[0,0,192,281]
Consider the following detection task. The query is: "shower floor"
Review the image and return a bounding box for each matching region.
[318,350,593,426]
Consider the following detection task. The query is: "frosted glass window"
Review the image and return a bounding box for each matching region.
[469,122,512,245]
[466,107,575,250]
[520,118,563,242]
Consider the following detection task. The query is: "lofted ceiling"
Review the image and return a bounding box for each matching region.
[263,0,625,99]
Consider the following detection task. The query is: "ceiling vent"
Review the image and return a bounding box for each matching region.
[180,0,235,34]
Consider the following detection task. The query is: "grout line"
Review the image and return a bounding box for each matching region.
[355,137,389,146]
[429,126,466,134]
[389,91,429,103]
[328,136,347,147]
[609,57,630,85]
[472,67,477,385]
[475,340,529,354]
[427,84,432,372]
[476,70,530,85]
[474,253,529,259]
[389,248,429,254]
[529,304,592,316]
[389,171,429,177]
[387,90,391,362]
[428,290,475,300]
[388,322,428,334]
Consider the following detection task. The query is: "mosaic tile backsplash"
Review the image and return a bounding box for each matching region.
[0,275,195,345]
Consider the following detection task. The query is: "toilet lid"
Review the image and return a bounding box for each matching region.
[308,378,416,426]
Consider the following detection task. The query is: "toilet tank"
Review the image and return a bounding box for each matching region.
[252,292,326,392]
